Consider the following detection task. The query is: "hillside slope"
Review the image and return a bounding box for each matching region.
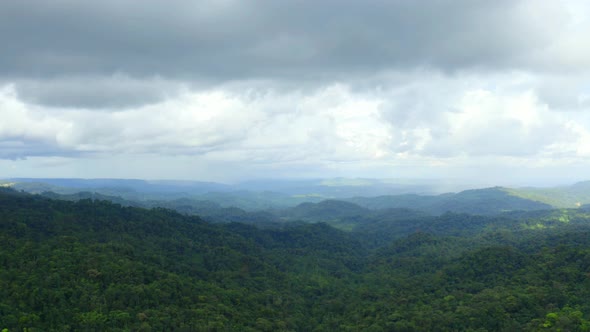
[507,181,590,208]
[347,187,552,215]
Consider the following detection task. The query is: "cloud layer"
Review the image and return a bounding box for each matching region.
[1,0,590,184]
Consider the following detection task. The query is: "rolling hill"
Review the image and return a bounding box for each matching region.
[347,187,552,215]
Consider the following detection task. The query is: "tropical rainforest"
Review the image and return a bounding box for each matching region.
[2,179,590,331]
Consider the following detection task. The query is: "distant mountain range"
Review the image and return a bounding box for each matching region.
[1,177,474,199]
[3,178,590,218]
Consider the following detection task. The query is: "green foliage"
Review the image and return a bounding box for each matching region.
[2,188,590,330]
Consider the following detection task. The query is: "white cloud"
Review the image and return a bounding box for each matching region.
[2,72,590,173]
[435,89,563,156]
[0,83,393,164]
[0,85,72,158]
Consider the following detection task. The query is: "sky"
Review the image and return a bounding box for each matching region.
[1,0,590,186]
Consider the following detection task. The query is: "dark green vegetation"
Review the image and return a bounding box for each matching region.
[3,187,590,331]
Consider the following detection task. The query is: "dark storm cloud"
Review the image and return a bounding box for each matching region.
[12,76,183,109]
[1,0,568,109]
[0,0,562,81]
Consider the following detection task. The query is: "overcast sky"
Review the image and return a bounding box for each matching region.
[1,0,590,185]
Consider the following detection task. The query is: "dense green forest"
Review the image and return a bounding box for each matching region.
[2,188,590,331]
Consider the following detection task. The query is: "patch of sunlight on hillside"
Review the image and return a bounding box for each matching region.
[554,209,571,223]
[521,210,574,230]
[523,223,548,230]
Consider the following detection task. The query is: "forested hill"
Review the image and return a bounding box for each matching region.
[507,181,590,208]
[346,187,552,215]
[0,188,363,331]
[283,200,370,220]
[3,188,590,331]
